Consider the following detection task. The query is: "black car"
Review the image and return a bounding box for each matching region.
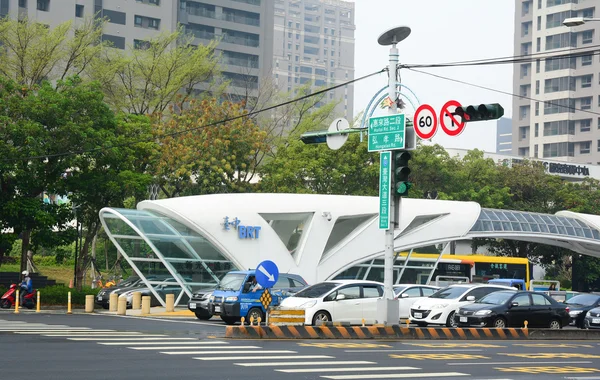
[565,293,600,328]
[95,276,144,309]
[456,290,569,329]
[187,288,215,320]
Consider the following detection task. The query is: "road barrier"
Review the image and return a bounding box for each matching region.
[36,291,41,313]
[141,296,151,315]
[268,309,305,325]
[132,292,141,310]
[109,293,118,312]
[117,296,126,315]
[85,295,94,313]
[225,325,530,339]
[165,294,174,313]
[67,292,72,314]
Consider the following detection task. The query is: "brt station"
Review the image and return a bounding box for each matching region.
[98,193,600,308]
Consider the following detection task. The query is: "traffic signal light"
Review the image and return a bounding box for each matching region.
[300,130,328,144]
[454,103,504,122]
[393,151,411,197]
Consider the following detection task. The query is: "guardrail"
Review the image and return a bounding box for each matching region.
[267,308,305,325]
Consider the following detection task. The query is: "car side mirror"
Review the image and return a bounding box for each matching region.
[336,294,346,301]
[401,293,409,298]
[466,296,475,301]
[511,302,519,308]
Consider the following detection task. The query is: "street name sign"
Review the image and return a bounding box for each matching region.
[368,114,406,152]
[379,151,391,230]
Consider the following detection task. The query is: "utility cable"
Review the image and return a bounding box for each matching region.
[2,68,387,163]
[406,67,600,117]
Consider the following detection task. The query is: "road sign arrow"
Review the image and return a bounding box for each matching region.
[258,265,275,282]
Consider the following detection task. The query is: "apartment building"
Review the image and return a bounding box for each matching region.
[513,0,600,164]
[497,117,514,154]
[273,0,355,120]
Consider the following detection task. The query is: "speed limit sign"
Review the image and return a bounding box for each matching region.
[413,104,438,140]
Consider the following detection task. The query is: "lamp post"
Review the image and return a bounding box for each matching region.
[563,17,600,27]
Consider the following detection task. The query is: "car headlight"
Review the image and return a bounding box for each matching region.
[210,296,215,302]
[475,310,492,316]
[432,304,449,309]
[203,293,213,300]
[225,296,238,302]
[300,300,317,308]
[586,311,592,317]
[570,310,583,317]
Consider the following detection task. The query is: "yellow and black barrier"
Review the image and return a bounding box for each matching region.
[267,309,305,325]
[225,325,529,340]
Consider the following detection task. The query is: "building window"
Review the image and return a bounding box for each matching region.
[535,123,539,137]
[581,74,593,88]
[543,142,574,158]
[133,39,151,50]
[37,0,49,11]
[582,55,593,66]
[537,16,541,31]
[520,126,528,140]
[101,34,126,50]
[581,119,592,132]
[535,101,539,116]
[534,144,539,158]
[522,1,529,16]
[582,8,595,18]
[544,120,575,136]
[520,64,530,78]
[582,30,594,44]
[536,37,540,52]
[580,96,592,110]
[597,140,600,152]
[75,4,83,17]
[536,59,540,73]
[19,0,27,8]
[535,80,540,95]
[580,141,591,154]
[134,15,160,30]
[519,105,529,120]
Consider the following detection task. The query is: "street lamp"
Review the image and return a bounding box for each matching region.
[563,17,600,27]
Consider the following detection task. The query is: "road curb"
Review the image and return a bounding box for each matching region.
[225,325,531,339]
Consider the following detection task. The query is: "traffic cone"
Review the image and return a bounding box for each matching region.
[69,279,73,289]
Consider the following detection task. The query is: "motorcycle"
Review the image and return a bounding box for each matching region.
[1,284,36,309]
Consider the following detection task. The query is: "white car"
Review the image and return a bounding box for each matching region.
[394,284,440,319]
[279,280,384,325]
[409,283,514,327]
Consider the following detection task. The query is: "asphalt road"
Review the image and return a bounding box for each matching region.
[2,310,600,380]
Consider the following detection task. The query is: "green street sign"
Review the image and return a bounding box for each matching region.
[379,151,391,230]
[368,114,406,152]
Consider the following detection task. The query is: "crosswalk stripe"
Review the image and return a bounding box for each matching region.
[277,367,419,374]
[16,330,116,334]
[130,345,257,351]
[99,341,220,346]
[163,350,295,355]
[236,361,376,367]
[195,355,333,361]
[68,337,196,341]
[39,333,156,337]
[321,372,469,379]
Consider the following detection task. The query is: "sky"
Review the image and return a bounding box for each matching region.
[352,0,516,152]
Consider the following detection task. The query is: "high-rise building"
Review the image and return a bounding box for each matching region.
[496,117,513,154]
[1,0,355,120]
[513,0,600,163]
[273,0,355,120]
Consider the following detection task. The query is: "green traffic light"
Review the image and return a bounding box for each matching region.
[396,181,411,196]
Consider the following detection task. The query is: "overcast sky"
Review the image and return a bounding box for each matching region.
[352,0,516,152]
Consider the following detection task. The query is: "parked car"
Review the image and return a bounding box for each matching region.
[120,277,191,308]
[188,288,214,320]
[208,270,308,325]
[409,283,514,327]
[393,284,439,319]
[584,306,600,329]
[456,290,569,329]
[279,280,384,326]
[487,278,526,290]
[95,276,147,309]
[564,293,600,328]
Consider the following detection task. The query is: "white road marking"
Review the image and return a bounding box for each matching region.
[321,372,468,379]
[68,337,196,341]
[16,330,116,334]
[236,361,376,367]
[41,333,158,337]
[277,366,419,373]
[130,345,256,351]
[195,355,333,361]
[565,377,600,380]
[99,341,224,346]
[163,350,296,355]
[447,361,593,366]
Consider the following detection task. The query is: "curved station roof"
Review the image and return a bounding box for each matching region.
[99,194,600,307]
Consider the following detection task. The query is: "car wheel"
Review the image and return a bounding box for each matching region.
[194,310,212,320]
[492,317,506,328]
[312,310,331,326]
[102,303,109,310]
[446,311,457,328]
[221,316,238,325]
[416,322,428,327]
[247,307,265,324]
[549,318,561,330]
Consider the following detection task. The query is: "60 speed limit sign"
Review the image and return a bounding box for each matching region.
[413,104,438,140]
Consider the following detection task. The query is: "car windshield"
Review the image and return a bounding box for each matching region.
[294,282,340,298]
[215,273,246,291]
[565,294,600,306]
[393,285,407,294]
[430,286,468,299]
[477,291,514,305]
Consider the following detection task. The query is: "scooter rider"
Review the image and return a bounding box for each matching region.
[20,271,32,305]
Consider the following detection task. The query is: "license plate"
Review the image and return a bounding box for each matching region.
[414,312,422,319]
[460,316,468,323]
[214,305,221,313]
[97,296,102,301]
[189,303,196,309]
[593,318,600,324]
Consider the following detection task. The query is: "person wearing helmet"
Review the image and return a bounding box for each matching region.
[20,271,32,305]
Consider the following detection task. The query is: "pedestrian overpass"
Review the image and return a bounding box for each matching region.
[99,194,600,307]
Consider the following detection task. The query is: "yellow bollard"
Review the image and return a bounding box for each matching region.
[407,319,411,328]
[109,293,118,312]
[362,318,365,327]
[132,292,142,310]
[85,295,94,313]
[14,289,20,314]
[240,317,245,326]
[249,316,255,326]
[67,292,72,314]
[257,316,262,325]
[165,294,174,313]
[36,290,41,313]
[117,296,127,315]
[524,320,528,329]
[141,296,151,315]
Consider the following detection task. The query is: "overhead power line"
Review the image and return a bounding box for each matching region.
[2,68,387,163]
[407,67,600,117]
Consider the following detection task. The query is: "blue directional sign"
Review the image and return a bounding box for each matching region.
[256,260,279,289]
